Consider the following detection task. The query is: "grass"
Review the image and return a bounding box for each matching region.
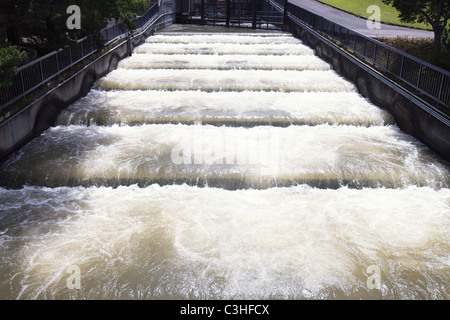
[316,0,432,30]
[315,0,449,70]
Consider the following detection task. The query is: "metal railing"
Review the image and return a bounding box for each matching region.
[0,3,160,110]
[180,0,283,29]
[270,0,449,108]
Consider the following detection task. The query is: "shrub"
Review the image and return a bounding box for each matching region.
[0,45,27,89]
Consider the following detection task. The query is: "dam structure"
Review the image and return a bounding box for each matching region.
[0,23,449,299]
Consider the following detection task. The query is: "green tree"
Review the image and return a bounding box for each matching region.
[0,0,150,55]
[443,25,450,50]
[0,45,27,89]
[114,0,151,30]
[382,0,450,54]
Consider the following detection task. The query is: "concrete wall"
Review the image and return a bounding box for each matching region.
[287,23,450,162]
[0,42,128,162]
[0,15,173,163]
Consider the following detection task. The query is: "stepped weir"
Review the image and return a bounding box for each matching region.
[0,25,449,299]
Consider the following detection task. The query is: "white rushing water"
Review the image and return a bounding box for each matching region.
[117,54,331,71]
[0,124,448,189]
[98,69,355,92]
[134,42,315,55]
[144,33,303,44]
[56,91,394,127]
[0,184,449,299]
[0,25,449,300]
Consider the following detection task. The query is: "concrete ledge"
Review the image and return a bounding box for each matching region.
[288,22,450,162]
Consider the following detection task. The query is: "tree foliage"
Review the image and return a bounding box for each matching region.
[0,45,27,89]
[0,0,150,54]
[382,0,450,53]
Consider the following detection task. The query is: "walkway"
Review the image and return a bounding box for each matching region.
[288,0,434,39]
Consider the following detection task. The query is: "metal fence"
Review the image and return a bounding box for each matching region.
[0,3,160,110]
[271,0,449,108]
[179,0,283,29]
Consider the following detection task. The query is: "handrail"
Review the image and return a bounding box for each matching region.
[289,9,450,127]
[181,0,284,29]
[269,0,449,108]
[0,3,159,111]
[0,10,175,129]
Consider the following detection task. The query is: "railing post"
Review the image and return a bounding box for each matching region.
[39,60,44,82]
[345,28,349,47]
[180,0,185,23]
[127,32,132,56]
[201,0,205,24]
[362,38,366,56]
[226,0,230,27]
[417,63,423,88]
[373,43,377,64]
[385,49,390,71]
[19,70,25,95]
[437,73,445,103]
[56,51,60,74]
[252,0,257,29]
[283,0,289,31]
[237,2,241,26]
[399,55,405,78]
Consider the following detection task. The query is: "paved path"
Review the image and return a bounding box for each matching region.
[288,0,434,39]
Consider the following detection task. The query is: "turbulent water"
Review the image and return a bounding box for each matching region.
[0,25,449,300]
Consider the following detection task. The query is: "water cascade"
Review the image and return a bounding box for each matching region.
[0,25,448,300]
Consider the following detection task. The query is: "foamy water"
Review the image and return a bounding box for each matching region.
[118,54,330,71]
[0,124,448,189]
[56,91,394,126]
[0,24,448,300]
[0,185,449,299]
[144,34,301,44]
[98,69,355,92]
[134,42,315,55]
